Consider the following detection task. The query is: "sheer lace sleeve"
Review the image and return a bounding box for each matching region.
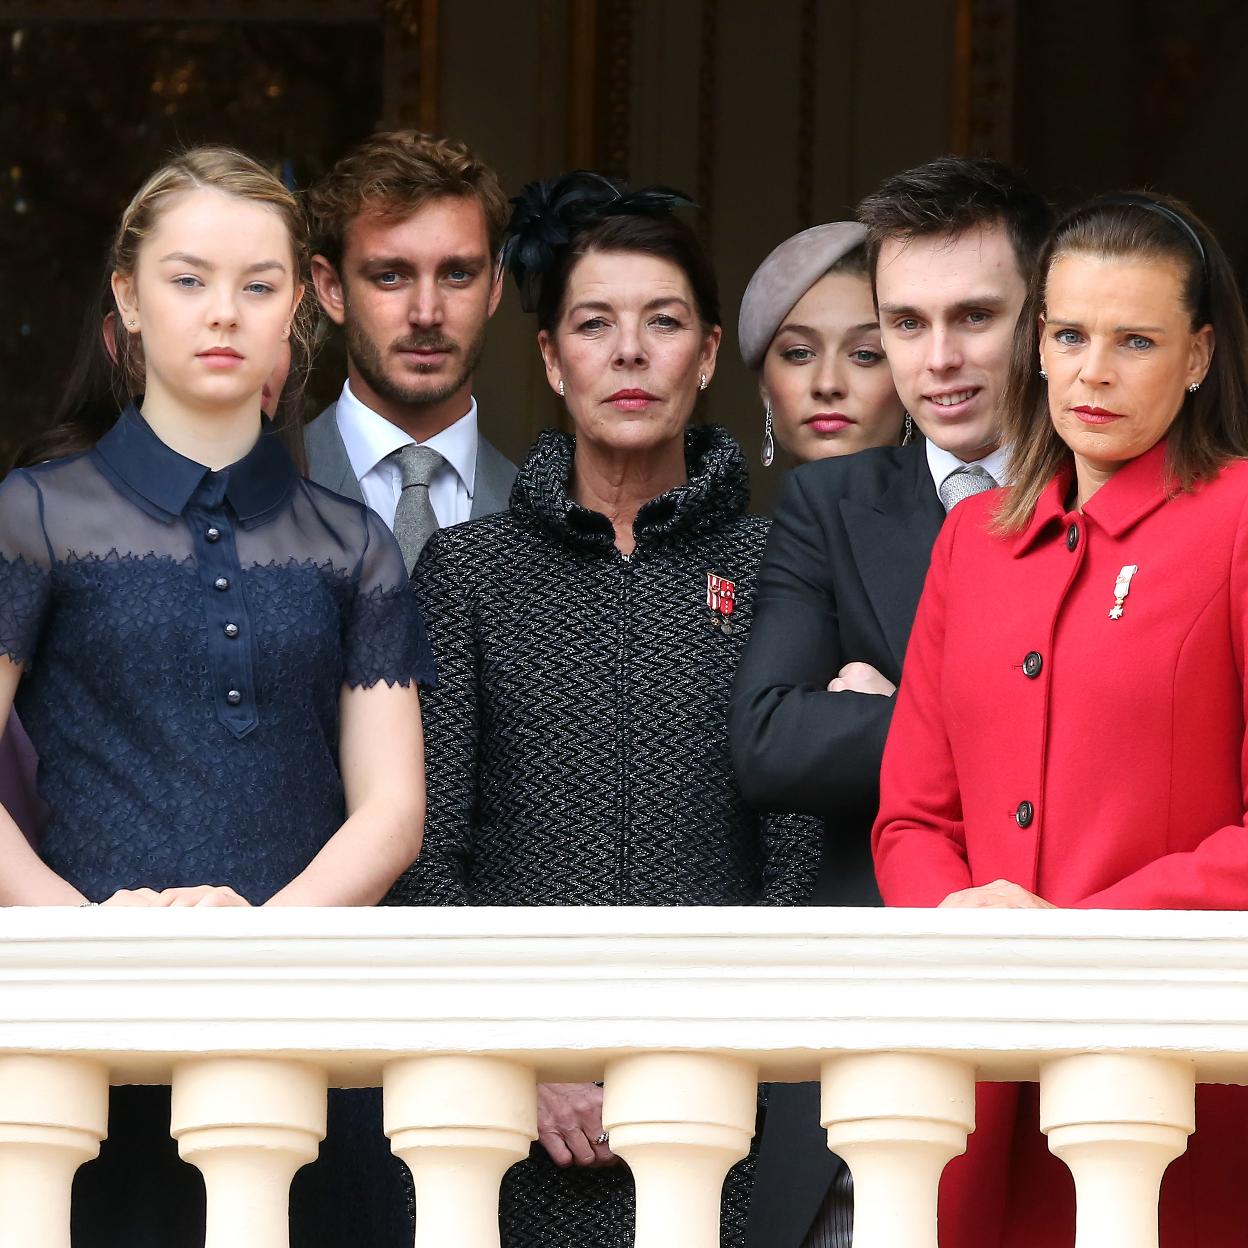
[0,470,54,667]
[342,509,437,690]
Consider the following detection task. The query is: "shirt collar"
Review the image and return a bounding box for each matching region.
[92,401,297,526]
[1011,438,1172,556]
[336,381,479,497]
[925,439,1013,494]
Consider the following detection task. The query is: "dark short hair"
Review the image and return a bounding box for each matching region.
[534,210,721,334]
[856,155,1053,284]
[308,130,510,269]
[994,191,1248,532]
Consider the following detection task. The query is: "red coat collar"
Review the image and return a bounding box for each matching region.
[1011,439,1173,557]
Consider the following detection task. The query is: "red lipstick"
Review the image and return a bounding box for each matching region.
[806,411,855,434]
[605,388,660,411]
[1072,405,1126,425]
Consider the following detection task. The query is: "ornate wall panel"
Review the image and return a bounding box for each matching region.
[0,1,440,458]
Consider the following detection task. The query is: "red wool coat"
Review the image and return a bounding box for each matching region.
[873,439,1248,1247]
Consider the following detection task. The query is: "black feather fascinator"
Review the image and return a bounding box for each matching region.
[502,170,695,313]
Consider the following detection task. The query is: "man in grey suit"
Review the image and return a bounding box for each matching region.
[296,132,518,1247]
[305,130,516,568]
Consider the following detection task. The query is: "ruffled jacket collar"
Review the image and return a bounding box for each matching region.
[511,424,751,555]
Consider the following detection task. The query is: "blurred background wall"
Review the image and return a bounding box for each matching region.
[4,0,1246,510]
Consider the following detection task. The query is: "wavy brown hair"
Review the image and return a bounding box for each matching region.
[307,130,510,269]
[994,192,1248,533]
[16,146,314,470]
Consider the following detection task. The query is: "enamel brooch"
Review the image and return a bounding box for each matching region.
[706,572,736,634]
[1108,564,1139,620]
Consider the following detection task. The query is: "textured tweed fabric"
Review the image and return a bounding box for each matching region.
[387,423,819,1245]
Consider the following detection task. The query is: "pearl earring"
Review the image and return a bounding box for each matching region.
[699,373,708,391]
[558,380,565,398]
[1188,382,1201,393]
[128,319,137,329]
[1039,367,1048,380]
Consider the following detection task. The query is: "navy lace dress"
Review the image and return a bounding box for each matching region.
[0,404,434,1247]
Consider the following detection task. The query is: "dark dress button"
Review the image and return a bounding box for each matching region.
[1066,524,1079,551]
[1015,800,1035,828]
[206,527,221,543]
[214,577,230,591]
[1023,651,1043,679]
[224,623,240,639]
[226,689,242,705]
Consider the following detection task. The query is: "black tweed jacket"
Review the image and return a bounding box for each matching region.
[388,423,819,909]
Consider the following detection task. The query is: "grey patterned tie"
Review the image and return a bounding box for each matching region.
[938,464,998,512]
[390,444,445,573]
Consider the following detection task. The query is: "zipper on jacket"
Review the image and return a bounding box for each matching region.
[615,552,634,901]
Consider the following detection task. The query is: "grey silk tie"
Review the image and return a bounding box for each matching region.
[390,444,445,573]
[938,464,998,512]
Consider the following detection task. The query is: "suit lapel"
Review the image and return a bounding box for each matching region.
[842,441,945,669]
[304,405,364,504]
[470,437,517,519]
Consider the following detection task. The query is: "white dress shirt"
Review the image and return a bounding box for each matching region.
[334,381,478,531]
[925,439,1012,497]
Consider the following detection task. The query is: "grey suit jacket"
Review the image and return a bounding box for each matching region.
[303,402,517,520]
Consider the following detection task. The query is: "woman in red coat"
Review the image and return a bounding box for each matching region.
[872,192,1248,1247]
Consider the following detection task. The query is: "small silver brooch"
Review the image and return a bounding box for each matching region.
[1108,564,1139,620]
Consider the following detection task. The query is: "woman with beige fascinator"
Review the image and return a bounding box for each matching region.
[739,221,906,466]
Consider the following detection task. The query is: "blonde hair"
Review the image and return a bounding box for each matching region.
[112,146,313,399]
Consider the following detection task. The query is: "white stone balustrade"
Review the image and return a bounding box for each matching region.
[0,907,1246,1247]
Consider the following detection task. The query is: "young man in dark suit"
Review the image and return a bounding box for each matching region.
[304,131,516,571]
[732,156,1053,1248]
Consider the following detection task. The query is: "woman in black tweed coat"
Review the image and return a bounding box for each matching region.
[389,172,819,1248]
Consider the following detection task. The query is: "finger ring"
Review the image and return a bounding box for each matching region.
[595,1132,610,1146]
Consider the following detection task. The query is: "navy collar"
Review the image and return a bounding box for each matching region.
[92,402,297,526]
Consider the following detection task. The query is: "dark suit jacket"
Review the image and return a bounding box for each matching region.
[730,438,944,1248]
[303,403,517,519]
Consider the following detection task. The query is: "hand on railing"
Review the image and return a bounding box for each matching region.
[99,885,252,907]
[537,1081,618,1167]
[937,878,1055,909]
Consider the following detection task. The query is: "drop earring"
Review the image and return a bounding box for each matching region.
[558,380,565,397]
[902,412,913,445]
[699,373,708,391]
[761,401,775,468]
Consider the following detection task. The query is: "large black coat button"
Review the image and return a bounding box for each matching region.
[226,689,242,705]
[1015,800,1035,828]
[1066,524,1079,551]
[1023,651,1043,678]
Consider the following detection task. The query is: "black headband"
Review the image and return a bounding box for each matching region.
[1093,193,1210,298]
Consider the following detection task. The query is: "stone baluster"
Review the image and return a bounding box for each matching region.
[171,1057,327,1248]
[820,1052,976,1248]
[0,1054,109,1248]
[1041,1053,1195,1248]
[602,1051,758,1248]
[385,1055,536,1248]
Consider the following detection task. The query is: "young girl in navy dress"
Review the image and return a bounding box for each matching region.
[0,147,434,1245]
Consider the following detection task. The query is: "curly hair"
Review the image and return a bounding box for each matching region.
[307,130,509,269]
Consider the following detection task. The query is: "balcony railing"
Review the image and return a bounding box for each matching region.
[0,907,1244,1248]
